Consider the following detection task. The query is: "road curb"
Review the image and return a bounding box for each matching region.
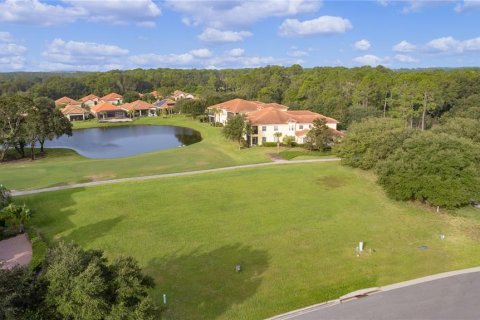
[266,266,480,319]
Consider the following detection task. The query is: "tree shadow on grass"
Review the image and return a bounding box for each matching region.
[64,216,124,244]
[23,187,123,247]
[146,243,269,320]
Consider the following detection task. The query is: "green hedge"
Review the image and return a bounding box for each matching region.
[27,228,48,272]
[279,150,332,160]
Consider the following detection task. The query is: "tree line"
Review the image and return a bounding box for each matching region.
[335,101,480,209]
[2,66,480,128]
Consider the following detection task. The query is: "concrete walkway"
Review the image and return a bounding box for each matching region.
[0,233,32,269]
[268,267,480,320]
[12,158,340,197]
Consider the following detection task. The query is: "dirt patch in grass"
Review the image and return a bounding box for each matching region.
[317,175,347,189]
[85,173,116,182]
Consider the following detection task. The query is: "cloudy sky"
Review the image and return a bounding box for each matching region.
[0,0,479,71]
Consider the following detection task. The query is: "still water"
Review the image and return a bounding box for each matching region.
[43,125,202,159]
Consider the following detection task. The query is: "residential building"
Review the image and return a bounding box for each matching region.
[90,102,128,120]
[122,100,156,117]
[172,90,195,101]
[80,94,99,107]
[61,104,90,121]
[206,98,342,146]
[153,99,176,114]
[246,107,341,145]
[55,96,78,107]
[100,92,123,105]
[207,98,288,124]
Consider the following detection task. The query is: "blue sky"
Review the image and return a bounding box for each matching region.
[0,0,479,71]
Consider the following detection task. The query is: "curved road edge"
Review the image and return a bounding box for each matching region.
[11,158,341,197]
[267,266,480,320]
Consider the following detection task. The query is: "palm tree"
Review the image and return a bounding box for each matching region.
[0,203,31,233]
[274,132,282,153]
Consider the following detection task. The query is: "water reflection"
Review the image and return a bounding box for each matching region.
[43,125,202,159]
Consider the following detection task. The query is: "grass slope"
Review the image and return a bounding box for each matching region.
[21,162,480,319]
[0,116,274,190]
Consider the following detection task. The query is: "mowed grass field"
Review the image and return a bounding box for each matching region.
[0,116,276,191]
[20,162,480,319]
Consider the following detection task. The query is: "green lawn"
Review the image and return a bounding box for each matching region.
[20,162,480,319]
[0,116,279,191]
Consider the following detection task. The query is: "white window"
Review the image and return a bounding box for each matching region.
[309,124,312,128]
[274,125,278,131]
[299,124,304,129]
[262,126,267,132]
[262,137,267,142]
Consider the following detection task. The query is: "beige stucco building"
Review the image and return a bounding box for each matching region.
[207,98,342,146]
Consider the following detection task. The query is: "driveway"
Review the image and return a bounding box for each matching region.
[0,233,32,269]
[270,268,480,320]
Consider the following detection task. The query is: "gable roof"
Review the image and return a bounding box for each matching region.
[122,100,154,111]
[286,110,338,124]
[61,105,88,115]
[80,94,99,102]
[91,102,122,113]
[100,92,123,101]
[207,98,288,114]
[247,107,338,125]
[173,90,186,96]
[55,96,78,105]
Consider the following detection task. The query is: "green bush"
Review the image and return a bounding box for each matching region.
[261,142,277,147]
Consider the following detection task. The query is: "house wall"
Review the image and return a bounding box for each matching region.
[250,121,337,145]
[83,99,98,107]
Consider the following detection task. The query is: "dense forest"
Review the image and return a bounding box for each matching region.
[2,65,480,129]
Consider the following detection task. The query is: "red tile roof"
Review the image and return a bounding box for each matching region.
[91,102,122,113]
[100,92,123,101]
[122,100,154,111]
[208,98,288,114]
[247,107,338,125]
[61,105,89,115]
[55,96,78,105]
[80,94,99,102]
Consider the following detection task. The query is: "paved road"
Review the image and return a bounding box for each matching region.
[11,158,340,197]
[272,269,480,320]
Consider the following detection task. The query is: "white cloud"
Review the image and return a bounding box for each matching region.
[426,36,460,52]
[353,54,384,66]
[455,0,480,12]
[190,48,213,58]
[279,15,352,37]
[0,32,26,70]
[0,56,25,70]
[227,48,245,57]
[394,54,418,63]
[198,28,252,43]
[401,0,453,13]
[354,39,371,51]
[393,40,416,52]
[64,0,161,26]
[0,31,13,42]
[288,49,308,57]
[166,0,321,28]
[460,37,480,51]
[0,0,161,26]
[129,53,195,67]
[42,38,129,71]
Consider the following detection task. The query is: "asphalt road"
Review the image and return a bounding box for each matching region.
[11,158,340,196]
[278,271,480,320]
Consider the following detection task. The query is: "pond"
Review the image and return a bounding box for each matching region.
[43,125,202,159]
